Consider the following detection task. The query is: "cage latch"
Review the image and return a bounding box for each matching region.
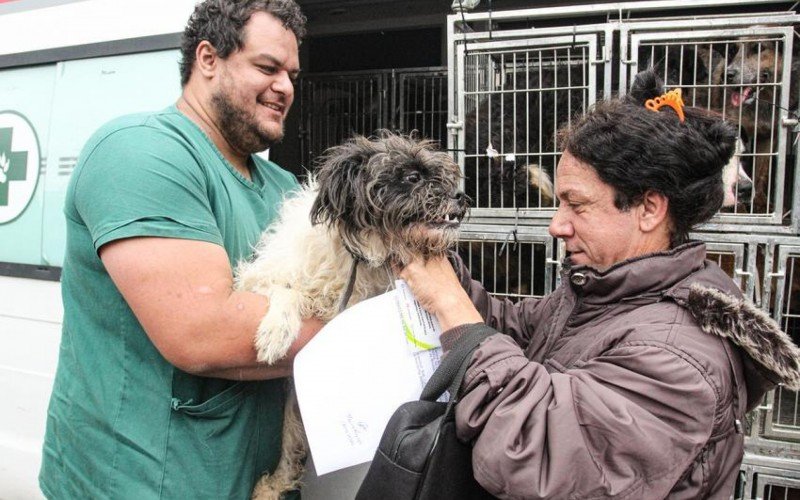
[446,121,464,136]
[498,211,520,258]
[591,46,609,65]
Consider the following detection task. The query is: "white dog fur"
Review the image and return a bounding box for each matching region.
[235,132,467,499]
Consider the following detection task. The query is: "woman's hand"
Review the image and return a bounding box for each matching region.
[398,256,483,332]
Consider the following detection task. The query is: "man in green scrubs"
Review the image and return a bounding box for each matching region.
[39,1,322,498]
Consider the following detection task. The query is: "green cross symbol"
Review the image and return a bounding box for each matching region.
[0,127,28,207]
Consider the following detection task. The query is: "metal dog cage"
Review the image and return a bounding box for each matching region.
[448,3,799,230]
[445,1,800,498]
[455,29,610,215]
[296,2,800,495]
[298,67,448,169]
[621,22,798,229]
[458,226,557,301]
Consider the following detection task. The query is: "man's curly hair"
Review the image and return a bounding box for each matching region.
[179,0,306,86]
[558,69,738,246]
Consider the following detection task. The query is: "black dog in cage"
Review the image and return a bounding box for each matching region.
[461,55,589,212]
[458,56,586,299]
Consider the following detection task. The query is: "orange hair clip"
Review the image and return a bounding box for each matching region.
[645,88,685,123]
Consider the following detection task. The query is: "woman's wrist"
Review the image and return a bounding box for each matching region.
[435,292,483,332]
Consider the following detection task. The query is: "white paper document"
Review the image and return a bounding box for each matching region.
[294,282,443,476]
[394,279,442,353]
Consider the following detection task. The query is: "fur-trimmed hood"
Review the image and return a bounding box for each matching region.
[643,242,800,411]
[672,283,800,410]
[562,240,800,411]
[452,241,797,500]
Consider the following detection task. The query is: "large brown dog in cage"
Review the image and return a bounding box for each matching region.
[711,37,800,216]
[645,35,799,216]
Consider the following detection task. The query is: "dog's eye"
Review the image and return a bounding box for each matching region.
[404,172,422,184]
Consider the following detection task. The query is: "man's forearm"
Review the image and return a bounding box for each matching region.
[191,305,324,380]
[100,238,324,377]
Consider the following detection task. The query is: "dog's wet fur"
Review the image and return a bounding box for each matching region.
[235,131,468,499]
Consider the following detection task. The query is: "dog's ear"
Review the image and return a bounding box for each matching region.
[310,158,360,227]
[695,46,726,81]
[310,135,375,228]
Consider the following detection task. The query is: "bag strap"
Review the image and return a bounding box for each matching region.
[420,324,494,402]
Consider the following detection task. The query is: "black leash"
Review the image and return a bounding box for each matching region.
[338,256,359,313]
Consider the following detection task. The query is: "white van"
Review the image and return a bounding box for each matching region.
[0,1,197,497]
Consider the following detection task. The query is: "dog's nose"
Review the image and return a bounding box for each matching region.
[452,191,471,210]
[737,178,753,200]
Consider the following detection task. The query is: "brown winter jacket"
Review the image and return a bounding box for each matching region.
[444,241,800,500]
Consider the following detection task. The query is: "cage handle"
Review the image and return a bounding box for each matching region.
[498,210,520,258]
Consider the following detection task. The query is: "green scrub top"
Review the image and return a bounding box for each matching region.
[40,106,299,499]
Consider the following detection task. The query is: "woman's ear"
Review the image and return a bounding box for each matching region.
[638,189,670,233]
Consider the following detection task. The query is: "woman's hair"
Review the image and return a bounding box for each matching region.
[558,69,738,245]
[179,0,306,86]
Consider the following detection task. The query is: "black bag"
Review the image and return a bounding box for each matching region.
[356,324,497,500]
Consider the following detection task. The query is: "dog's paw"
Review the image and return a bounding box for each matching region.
[254,290,303,364]
[255,321,299,364]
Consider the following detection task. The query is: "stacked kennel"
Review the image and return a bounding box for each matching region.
[296,2,800,495]
[298,68,448,169]
[446,1,800,498]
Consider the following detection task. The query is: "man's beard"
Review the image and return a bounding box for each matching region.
[211,88,284,155]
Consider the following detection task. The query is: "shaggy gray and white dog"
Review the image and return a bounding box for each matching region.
[235,131,468,499]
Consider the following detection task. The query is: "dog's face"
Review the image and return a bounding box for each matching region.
[726,40,780,105]
[721,39,787,138]
[310,132,469,266]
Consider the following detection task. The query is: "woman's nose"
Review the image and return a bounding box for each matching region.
[548,206,573,239]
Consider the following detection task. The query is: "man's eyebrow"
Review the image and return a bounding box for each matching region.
[255,53,280,64]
